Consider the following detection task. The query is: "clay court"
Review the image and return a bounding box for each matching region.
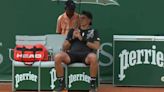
[0,83,164,92]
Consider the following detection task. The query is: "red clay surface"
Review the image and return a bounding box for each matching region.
[0,83,164,92]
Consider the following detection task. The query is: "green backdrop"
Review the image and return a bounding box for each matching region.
[0,0,164,82]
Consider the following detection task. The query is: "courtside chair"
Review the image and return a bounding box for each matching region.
[9,34,66,91]
[66,49,100,91]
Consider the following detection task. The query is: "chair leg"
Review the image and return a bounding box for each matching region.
[12,61,15,92]
[65,65,68,89]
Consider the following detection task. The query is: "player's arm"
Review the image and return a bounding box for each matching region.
[78,35,100,50]
[62,40,71,52]
[62,29,74,51]
[86,30,100,50]
[77,31,100,50]
[86,41,100,50]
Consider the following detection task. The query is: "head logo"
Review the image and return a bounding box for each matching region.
[51,0,120,6]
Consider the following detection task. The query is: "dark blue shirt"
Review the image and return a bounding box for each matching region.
[66,28,100,53]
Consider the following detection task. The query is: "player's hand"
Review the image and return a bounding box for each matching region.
[73,30,79,39]
[73,29,82,40]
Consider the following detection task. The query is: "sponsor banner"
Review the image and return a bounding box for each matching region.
[67,67,98,90]
[14,67,58,90]
[41,68,58,90]
[114,36,164,86]
[14,67,39,90]
[67,67,91,90]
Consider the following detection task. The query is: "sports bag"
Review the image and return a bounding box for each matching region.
[14,44,48,65]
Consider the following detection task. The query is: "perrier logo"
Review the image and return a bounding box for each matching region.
[68,72,90,88]
[51,0,120,6]
[15,71,37,88]
[118,45,164,81]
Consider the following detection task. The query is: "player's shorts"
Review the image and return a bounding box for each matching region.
[66,51,90,64]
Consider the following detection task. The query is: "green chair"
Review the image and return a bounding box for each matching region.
[9,34,66,91]
[66,50,100,91]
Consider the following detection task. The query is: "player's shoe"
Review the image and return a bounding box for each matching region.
[54,80,65,92]
[89,83,97,92]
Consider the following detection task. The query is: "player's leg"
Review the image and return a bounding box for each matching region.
[54,51,70,77]
[54,51,71,91]
[85,52,98,92]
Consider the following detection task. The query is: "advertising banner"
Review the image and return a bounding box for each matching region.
[114,35,164,86]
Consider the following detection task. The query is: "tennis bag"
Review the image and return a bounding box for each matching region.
[14,44,48,65]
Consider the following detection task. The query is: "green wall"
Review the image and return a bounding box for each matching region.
[0,0,164,82]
